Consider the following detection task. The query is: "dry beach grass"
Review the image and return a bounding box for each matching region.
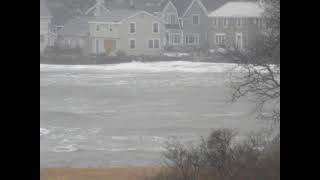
[40,167,163,180]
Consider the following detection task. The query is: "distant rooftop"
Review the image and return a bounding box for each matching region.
[208,1,264,18]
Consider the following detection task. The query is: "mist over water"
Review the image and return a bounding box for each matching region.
[40,61,264,167]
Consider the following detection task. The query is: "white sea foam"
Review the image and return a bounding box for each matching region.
[53,144,78,152]
[40,61,240,73]
[111,136,130,141]
[40,128,50,136]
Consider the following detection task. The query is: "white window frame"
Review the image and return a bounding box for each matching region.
[215,33,226,46]
[154,39,160,49]
[185,33,200,45]
[129,22,136,34]
[223,18,228,28]
[148,39,154,48]
[192,14,200,25]
[129,38,136,49]
[148,39,160,49]
[170,32,182,45]
[167,13,176,24]
[152,22,160,34]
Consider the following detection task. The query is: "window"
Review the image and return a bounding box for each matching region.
[170,15,176,24]
[253,18,259,25]
[185,34,199,45]
[236,18,242,27]
[154,39,160,48]
[170,33,181,45]
[96,25,100,31]
[129,23,136,33]
[129,39,136,49]
[212,18,217,26]
[192,15,200,25]
[223,18,228,28]
[148,39,160,49]
[153,22,159,33]
[215,33,226,45]
[148,40,153,48]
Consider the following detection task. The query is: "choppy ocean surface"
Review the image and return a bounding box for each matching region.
[40,61,264,167]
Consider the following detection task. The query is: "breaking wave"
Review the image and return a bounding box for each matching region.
[40,61,239,73]
[40,128,50,136]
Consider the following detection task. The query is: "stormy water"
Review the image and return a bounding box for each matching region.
[40,61,265,168]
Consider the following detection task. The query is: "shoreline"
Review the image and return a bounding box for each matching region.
[40,166,165,180]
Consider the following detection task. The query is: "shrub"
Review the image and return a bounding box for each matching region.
[116,50,127,58]
[147,128,280,180]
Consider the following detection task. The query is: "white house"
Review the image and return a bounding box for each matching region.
[40,0,53,53]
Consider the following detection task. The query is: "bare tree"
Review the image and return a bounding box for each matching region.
[226,0,280,122]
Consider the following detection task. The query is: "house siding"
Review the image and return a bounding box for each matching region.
[89,12,165,56]
[209,17,264,49]
[40,17,51,53]
[119,13,165,56]
[182,0,210,48]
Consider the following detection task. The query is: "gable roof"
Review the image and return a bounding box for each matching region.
[40,0,51,17]
[182,0,208,17]
[85,0,110,16]
[209,1,264,18]
[58,16,92,36]
[201,0,229,12]
[89,10,165,23]
[89,9,139,23]
[171,0,193,17]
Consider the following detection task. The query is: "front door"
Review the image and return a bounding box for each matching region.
[235,33,243,50]
[104,39,116,55]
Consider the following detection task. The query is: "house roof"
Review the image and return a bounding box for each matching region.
[89,10,139,23]
[201,0,229,12]
[89,9,165,23]
[131,0,169,13]
[58,16,92,36]
[40,0,51,17]
[208,1,264,18]
[171,0,193,17]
